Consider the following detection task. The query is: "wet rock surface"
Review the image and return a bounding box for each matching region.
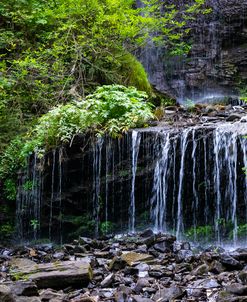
[1,231,247,301]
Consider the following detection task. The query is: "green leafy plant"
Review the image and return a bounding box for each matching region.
[0,223,15,239]
[100,221,116,236]
[23,180,34,191]
[185,225,214,242]
[3,178,17,201]
[21,85,154,156]
[30,219,39,231]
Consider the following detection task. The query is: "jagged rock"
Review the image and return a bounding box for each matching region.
[39,289,65,301]
[8,281,38,296]
[226,113,243,121]
[239,271,247,285]
[100,273,114,288]
[175,250,194,263]
[220,253,243,270]
[153,241,171,253]
[153,286,183,302]
[109,256,127,271]
[0,285,15,302]
[53,252,65,260]
[217,291,247,302]
[14,297,41,302]
[10,258,93,288]
[132,296,153,302]
[226,284,247,296]
[191,264,209,276]
[231,249,247,261]
[134,278,150,294]
[209,260,224,274]
[140,230,154,238]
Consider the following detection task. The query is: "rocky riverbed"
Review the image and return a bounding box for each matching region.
[1,230,247,302]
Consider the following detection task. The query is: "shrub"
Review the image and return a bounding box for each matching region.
[21,84,154,156]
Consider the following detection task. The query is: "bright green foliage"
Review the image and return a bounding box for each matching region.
[0,0,206,152]
[100,221,116,236]
[21,85,154,156]
[185,225,214,242]
[3,179,17,201]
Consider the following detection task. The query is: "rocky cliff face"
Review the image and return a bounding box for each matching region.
[139,0,247,103]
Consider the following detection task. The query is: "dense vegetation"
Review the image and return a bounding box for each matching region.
[0,0,207,150]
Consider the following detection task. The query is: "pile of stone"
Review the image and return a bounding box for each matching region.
[153,103,247,128]
[1,230,247,301]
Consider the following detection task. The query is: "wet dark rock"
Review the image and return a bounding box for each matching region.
[220,253,243,270]
[239,271,247,285]
[209,260,224,274]
[140,230,154,238]
[217,291,247,302]
[109,257,127,271]
[226,113,243,121]
[226,283,247,296]
[231,249,247,261]
[175,250,194,263]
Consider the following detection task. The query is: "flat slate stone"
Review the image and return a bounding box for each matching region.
[10,258,92,289]
[121,252,154,266]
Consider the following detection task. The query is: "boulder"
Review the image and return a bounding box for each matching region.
[10,258,93,289]
[220,253,243,270]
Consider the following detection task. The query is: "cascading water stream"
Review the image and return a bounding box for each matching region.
[176,129,190,239]
[93,137,103,237]
[49,149,56,241]
[16,122,247,245]
[129,131,141,233]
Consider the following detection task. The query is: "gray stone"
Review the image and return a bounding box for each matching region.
[191,264,209,276]
[226,283,247,296]
[220,253,243,270]
[134,278,150,294]
[9,281,38,296]
[226,113,243,121]
[153,286,183,302]
[10,258,92,289]
[0,285,15,302]
[176,250,194,263]
[132,296,153,302]
[101,273,114,288]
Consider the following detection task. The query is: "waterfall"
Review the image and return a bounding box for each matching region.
[176,129,190,239]
[150,132,172,232]
[49,149,56,241]
[192,129,199,241]
[93,137,103,237]
[16,122,247,245]
[129,130,141,233]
